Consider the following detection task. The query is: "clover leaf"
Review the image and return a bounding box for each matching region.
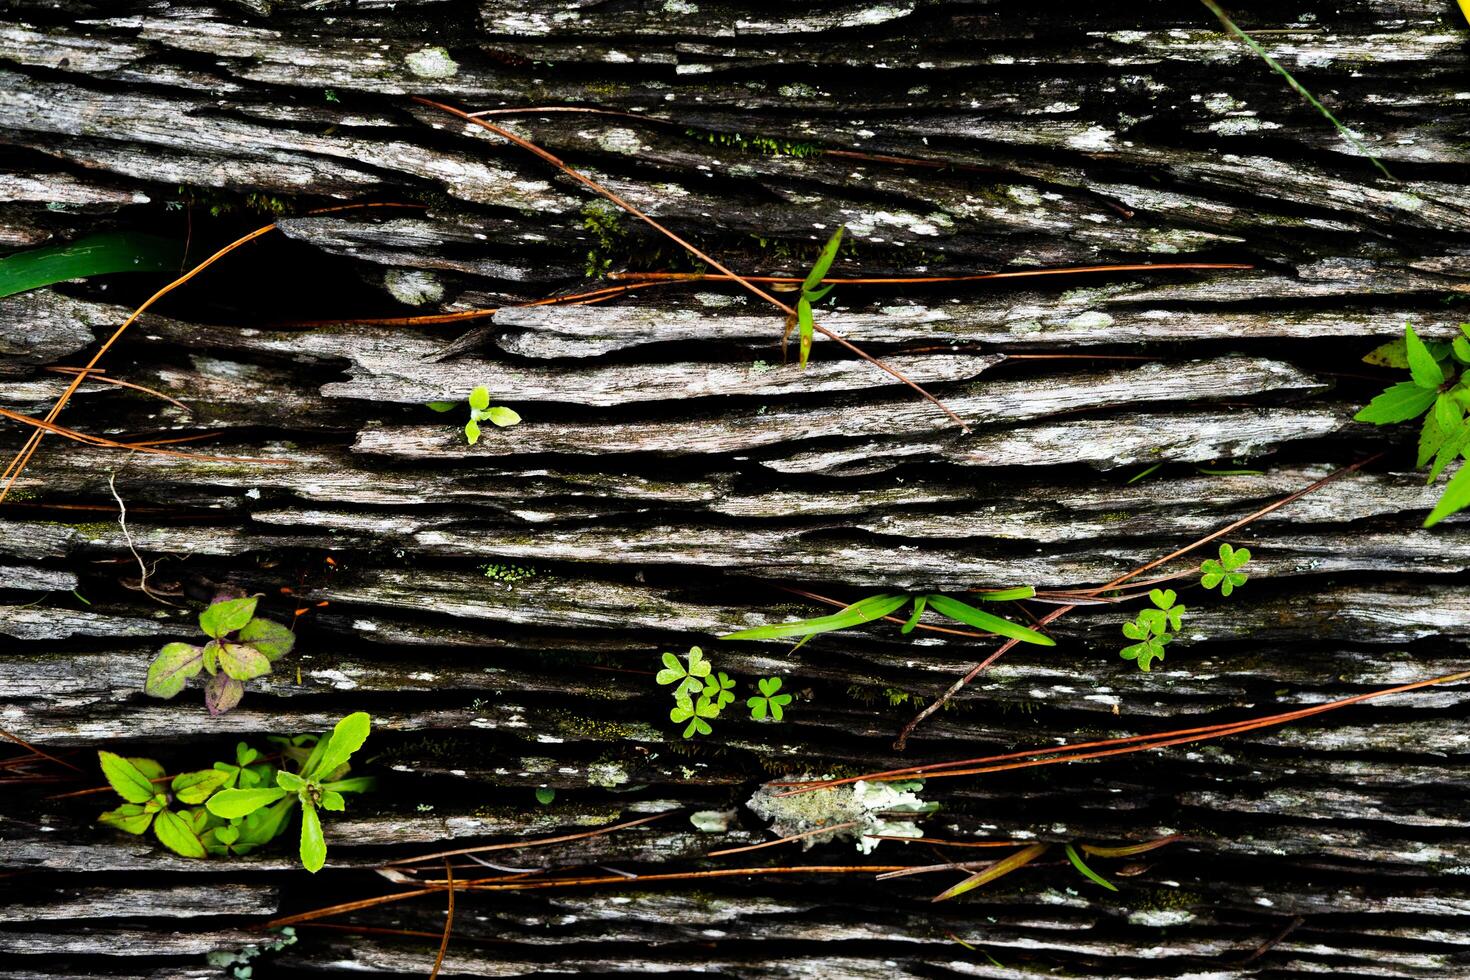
[747,676,793,721]
[1200,543,1251,596]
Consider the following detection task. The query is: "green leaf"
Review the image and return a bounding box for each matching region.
[973,586,1037,602]
[1126,462,1163,484]
[767,693,792,721]
[1419,412,1447,468]
[320,776,376,794]
[486,406,521,427]
[320,790,346,812]
[199,597,258,639]
[797,298,814,370]
[747,695,769,721]
[1362,339,1409,369]
[468,387,491,411]
[1064,843,1118,892]
[1429,422,1470,482]
[925,594,1054,646]
[201,640,219,675]
[681,716,714,739]
[801,226,845,294]
[153,808,207,859]
[535,787,556,805]
[933,842,1050,902]
[1121,620,1149,641]
[171,769,232,805]
[719,594,909,642]
[237,618,295,661]
[1425,461,1470,527]
[218,642,272,681]
[1455,336,1470,365]
[802,282,835,304]
[145,643,204,698]
[207,787,290,819]
[683,647,711,680]
[1405,324,1445,389]
[203,673,245,715]
[99,751,157,804]
[426,401,458,412]
[1355,381,1438,424]
[1148,589,1177,610]
[759,677,782,697]
[464,418,481,445]
[299,802,327,872]
[900,596,927,634]
[0,232,184,299]
[214,825,241,846]
[99,802,154,835]
[655,651,687,686]
[306,712,371,782]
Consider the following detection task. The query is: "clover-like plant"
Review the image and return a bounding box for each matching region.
[783,226,844,369]
[747,677,792,721]
[1200,543,1251,596]
[1120,589,1184,672]
[207,711,375,873]
[145,595,295,715]
[1356,322,1470,526]
[428,385,521,444]
[721,588,1051,650]
[655,647,794,739]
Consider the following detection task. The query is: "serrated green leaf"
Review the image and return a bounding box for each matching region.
[99,802,153,834]
[1406,324,1445,389]
[99,751,157,804]
[1425,461,1470,527]
[200,597,258,639]
[153,808,207,859]
[237,618,295,661]
[1362,339,1409,369]
[1355,382,1438,424]
[145,643,204,698]
[1419,412,1447,468]
[926,594,1054,646]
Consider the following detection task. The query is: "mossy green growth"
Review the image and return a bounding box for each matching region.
[581,200,625,278]
[482,563,538,584]
[171,186,295,218]
[686,128,822,158]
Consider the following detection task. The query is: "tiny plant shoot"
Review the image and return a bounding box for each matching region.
[783,226,844,370]
[1118,544,1250,671]
[145,595,295,714]
[721,589,1052,650]
[1356,323,1470,526]
[428,385,521,444]
[97,714,374,869]
[655,646,789,738]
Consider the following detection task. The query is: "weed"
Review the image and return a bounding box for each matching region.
[721,589,1052,650]
[1356,322,1470,526]
[783,226,844,369]
[145,594,295,715]
[206,928,297,979]
[97,714,373,870]
[655,647,793,739]
[1117,545,1250,672]
[684,128,822,158]
[428,386,521,444]
[206,712,375,872]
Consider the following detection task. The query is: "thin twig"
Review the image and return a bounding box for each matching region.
[0,729,83,773]
[428,860,454,980]
[706,821,859,857]
[107,472,175,607]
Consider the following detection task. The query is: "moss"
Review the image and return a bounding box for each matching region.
[543,710,658,742]
[1132,887,1203,912]
[173,185,296,217]
[685,127,822,158]
[482,562,539,584]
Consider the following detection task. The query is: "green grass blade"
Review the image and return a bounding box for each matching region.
[932,842,1049,902]
[1198,0,1392,179]
[971,586,1036,602]
[720,594,909,642]
[0,232,184,298]
[1126,462,1163,484]
[801,226,845,293]
[1064,843,1119,892]
[797,298,814,370]
[925,594,1054,646]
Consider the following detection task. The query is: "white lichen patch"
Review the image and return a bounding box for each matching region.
[747,776,934,854]
[384,269,443,306]
[843,209,953,239]
[689,809,735,833]
[404,46,459,79]
[587,761,630,788]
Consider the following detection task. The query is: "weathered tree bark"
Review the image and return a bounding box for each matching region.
[3,1,1470,977]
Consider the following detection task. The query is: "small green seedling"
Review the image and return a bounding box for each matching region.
[782,226,844,369]
[1356,322,1470,527]
[206,927,298,980]
[747,677,792,721]
[428,385,521,444]
[96,718,374,869]
[1200,543,1251,596]
[655,647,794,739]
[720,589,1051,650]
[535,787,556,805]
[207,711,375,873]
[145,595,295,715]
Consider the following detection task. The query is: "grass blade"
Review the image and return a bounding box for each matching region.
[971,586,1036,602]
[925,594,1054,646]
[720,594,909,642]
[801,226,845,294]
[1064,843,1118,892]
[932,843,1049,902]
[0,232,183,298]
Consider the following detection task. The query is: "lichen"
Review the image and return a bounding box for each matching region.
[405,46,459,79]
[747,775,935,854]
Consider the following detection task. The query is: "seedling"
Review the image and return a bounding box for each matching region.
[655,647,794,739]
[782,226,844,369]
[1356,323,1470,526]
[96,715,374,870]
[207,711,375,872]
[1116,547,1250,671]
[427,386,521,444]
[145,595,295,715]
[721,589,1052,650]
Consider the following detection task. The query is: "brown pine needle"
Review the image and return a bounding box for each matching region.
[428,860,454,980]
[44,367,192,412]
[0,729,82,773]
[275,281,666,328]
[383,812,670,866]
[414,97,970,432]
[607,262,1253,285]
